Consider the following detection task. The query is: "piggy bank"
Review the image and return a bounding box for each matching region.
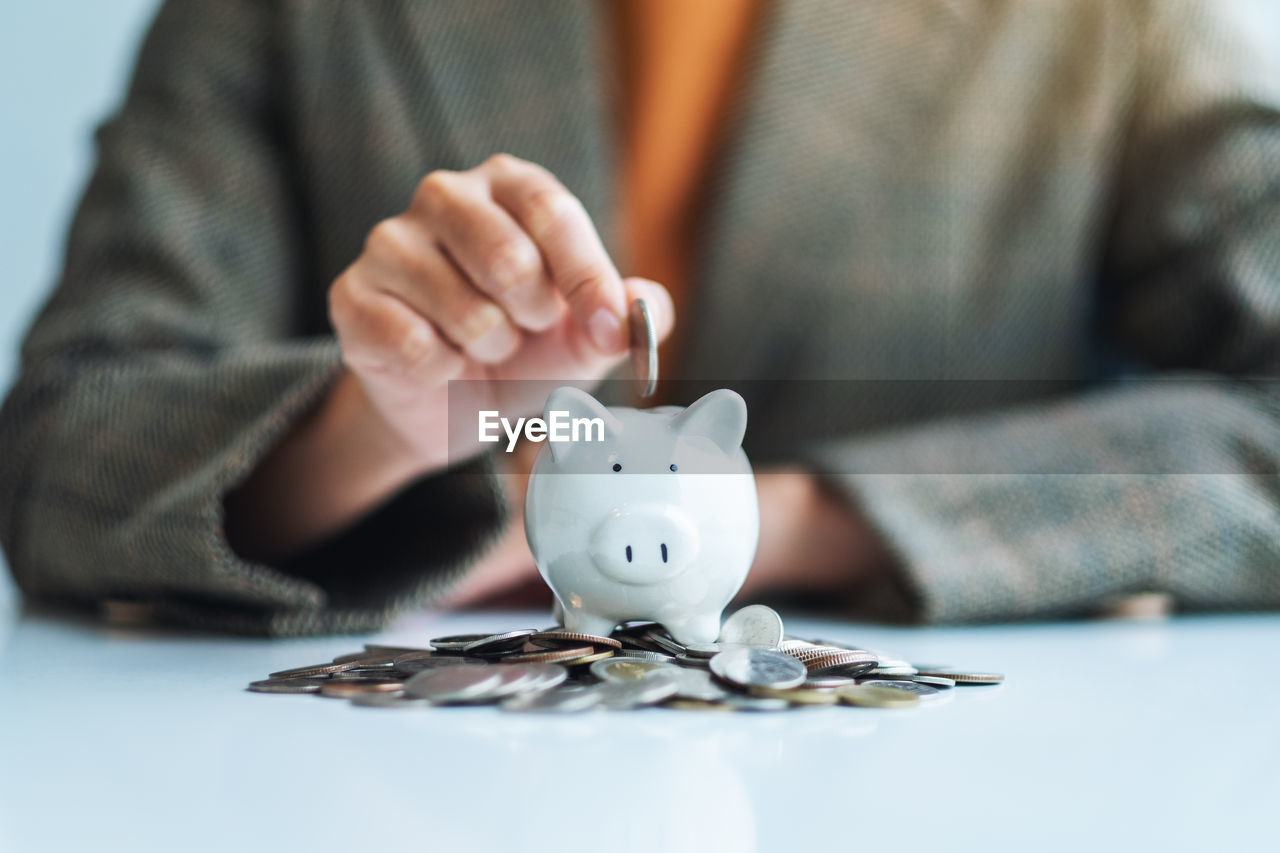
[523,386,759,645]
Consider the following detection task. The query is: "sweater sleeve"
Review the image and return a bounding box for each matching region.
[0,0,506,636]
[807,0,1280,623]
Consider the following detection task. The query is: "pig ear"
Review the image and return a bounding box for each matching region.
[543,386,621,462]
[672,389,747,454]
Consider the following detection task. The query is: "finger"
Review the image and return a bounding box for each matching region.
[411,168,564,332]
[368,218,522,364]
[485,155,628,355]
[330,275,466,385]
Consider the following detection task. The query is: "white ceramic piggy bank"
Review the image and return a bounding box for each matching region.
[524,386,759,644]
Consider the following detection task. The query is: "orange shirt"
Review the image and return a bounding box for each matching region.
[613,0,762,379]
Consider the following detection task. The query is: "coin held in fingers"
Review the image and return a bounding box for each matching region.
[629,297,658,398]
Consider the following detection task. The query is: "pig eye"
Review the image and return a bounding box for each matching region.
[669,464,678,472]
[612,463,622,472]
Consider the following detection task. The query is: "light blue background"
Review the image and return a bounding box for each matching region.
[0,0,161,606]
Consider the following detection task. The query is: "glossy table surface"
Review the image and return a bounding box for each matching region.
[1,603,1275,853]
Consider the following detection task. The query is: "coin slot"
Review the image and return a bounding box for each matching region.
[661,543,668,563]
[625,545,632,563]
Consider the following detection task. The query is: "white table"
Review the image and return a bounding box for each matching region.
[1,605,1274,853]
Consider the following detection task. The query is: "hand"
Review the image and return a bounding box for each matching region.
[226,155,671,563]
[328,153,674,476]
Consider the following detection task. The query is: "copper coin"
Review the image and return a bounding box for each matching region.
[319,680,406,697]
[915,669,1005,685]
[787,647,878,674]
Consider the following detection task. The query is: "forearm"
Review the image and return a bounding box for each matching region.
[742,466,895,601]
[224,369,448,563]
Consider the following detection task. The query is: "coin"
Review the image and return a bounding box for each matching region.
[836,685,920,708]
[590,658,670,682]
[404,664,504,703]
[460,629,538,656]
[786,647,878,675]
[319,680,405,698]
[671,668,732,702]
[709,647,807,690]
[914,669,1005,685]
[499,644,595,665]
[718,604,784,649]
[247,678,328,694]
[629,297,658,397]
[268,661,357,680]
[350,693,430,709]
[803,673,857,689]
[528,630,623,651]
[598,671,680,708]
[748,686,839,706]
[559,649,615,666]
[723,695,791,712]
[662,699,735,712]
[393,652,471,675]
[428,634,494,652]
[910,675,956,689]
[859,679,941,699]
[615,649,676,663]
[501,686,602,713]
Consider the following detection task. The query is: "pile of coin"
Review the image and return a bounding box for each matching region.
[247,605,1003,713]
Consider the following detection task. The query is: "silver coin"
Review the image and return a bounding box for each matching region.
[501,686,602,713]
[709,647,806,690]
[629,297,658,397]
[615,649,676,663]
[247,678,328,694]
[722,695,791,712]
[393,652,473,675]
[460,629,538,656]
[717,605,784,649]
[463,664,541,702]
[910,675,956,689]
[674,653,713,668]
[682,642,723,658]
[507,662,569,693]
[867,665,919,677]
[404,664,504,703]
[598,671,680,708]
[349,693,431,709]
[643,629,686,656]
[803,673,857,689]
[671,668,732,702]
[429,634,493,652]
[860,679,941,699]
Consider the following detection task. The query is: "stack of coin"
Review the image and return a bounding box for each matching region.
[247,609,1004,713]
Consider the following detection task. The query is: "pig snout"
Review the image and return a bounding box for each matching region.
[589,508,699,584]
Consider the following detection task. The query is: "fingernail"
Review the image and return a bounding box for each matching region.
[588,308,624,354]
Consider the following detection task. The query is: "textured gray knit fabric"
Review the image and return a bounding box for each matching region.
[1,0,1278,635]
